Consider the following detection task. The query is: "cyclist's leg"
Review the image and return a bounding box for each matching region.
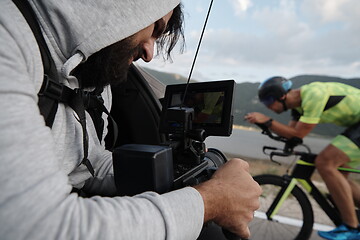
[315,142,358,228]
[349,180,360,208]
[337,123,360,210]
[338,163,360,209]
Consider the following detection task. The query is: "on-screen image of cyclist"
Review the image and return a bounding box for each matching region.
[184,92,224,124]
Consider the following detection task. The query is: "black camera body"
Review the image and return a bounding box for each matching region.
[113,80,235,196]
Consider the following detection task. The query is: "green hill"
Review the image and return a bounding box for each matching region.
[141,67,196,85]
[142,67,360,137]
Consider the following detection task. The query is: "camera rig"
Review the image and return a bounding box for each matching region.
[113,80,235,196]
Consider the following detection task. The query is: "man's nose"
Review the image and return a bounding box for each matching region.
[141,38,155,62]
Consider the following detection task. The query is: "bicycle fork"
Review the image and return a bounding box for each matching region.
[266,176,297,220]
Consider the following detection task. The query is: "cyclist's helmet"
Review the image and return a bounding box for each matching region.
[258,76,293,106]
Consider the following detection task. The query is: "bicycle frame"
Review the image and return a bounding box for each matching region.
[250,124,360,239]
[266,150,360,228]
[254,123,360,235]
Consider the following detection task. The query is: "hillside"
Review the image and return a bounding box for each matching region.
[142,67,360,137]
[142,67,196,85]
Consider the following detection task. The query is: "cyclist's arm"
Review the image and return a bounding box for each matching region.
[271,119,316,139]
[245,112,316,139]
[288,120,297,128]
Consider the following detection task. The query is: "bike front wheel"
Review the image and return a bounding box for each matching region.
[249,174,314,240]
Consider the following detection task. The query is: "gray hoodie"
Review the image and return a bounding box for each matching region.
[0,0,204,239]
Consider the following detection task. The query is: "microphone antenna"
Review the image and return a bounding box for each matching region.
[181,0,214,107]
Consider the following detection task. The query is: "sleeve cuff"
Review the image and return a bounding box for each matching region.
[299,116,320,124]
[162,187,204,239]
[140,187,204,240]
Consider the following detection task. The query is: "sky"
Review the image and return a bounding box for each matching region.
[137,0,360,83]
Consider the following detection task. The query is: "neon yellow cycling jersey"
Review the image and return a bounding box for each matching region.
[295,82,360,126]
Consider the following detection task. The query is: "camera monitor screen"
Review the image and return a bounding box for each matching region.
[161,80,235,136]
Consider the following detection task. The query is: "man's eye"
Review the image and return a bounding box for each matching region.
[153,20,166,38]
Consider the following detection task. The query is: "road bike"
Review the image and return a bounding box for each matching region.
[248,124,360,240]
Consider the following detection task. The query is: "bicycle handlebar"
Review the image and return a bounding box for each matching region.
[255,123,311,164]
[255,123,288,142]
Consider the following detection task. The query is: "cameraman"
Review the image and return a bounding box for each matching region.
[0,0,261,240]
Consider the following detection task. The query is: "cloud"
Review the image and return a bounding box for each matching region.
[230,0,253,15]
[206,0,359,71]
[141,0,360,83]
[302,0,356,22]
[194,4,205,14]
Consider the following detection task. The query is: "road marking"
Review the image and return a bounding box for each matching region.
[254,211,334,231]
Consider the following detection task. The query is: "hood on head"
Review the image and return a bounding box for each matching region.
[29,0,180,79]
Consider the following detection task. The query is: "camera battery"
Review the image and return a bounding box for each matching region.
[113,144,174,196]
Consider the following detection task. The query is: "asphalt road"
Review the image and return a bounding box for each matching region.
[205,127,330,161]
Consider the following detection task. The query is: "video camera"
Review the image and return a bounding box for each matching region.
[113,80,235,196]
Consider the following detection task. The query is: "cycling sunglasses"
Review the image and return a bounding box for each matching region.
[260,96,276,106]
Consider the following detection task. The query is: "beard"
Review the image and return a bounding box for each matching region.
[74,35,141,89]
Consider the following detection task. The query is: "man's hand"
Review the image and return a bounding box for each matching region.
[244,112,270,124]
[194,158,261,239]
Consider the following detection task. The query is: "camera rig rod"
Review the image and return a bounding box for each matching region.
[181,0,214,106]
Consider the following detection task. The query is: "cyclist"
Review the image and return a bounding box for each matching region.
[245,76,360,240]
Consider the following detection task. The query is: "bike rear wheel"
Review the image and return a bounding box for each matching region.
[249,174,314,240]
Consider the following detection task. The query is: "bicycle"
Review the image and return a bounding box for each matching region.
[248,123,360,240]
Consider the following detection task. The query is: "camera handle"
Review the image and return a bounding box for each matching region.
[187,128,207,142]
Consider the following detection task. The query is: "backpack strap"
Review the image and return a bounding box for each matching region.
[13,0,119,175]
[68,90,95,176]
[12,0,96,176]
[12,0,59,127]
[83,88,119,150]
